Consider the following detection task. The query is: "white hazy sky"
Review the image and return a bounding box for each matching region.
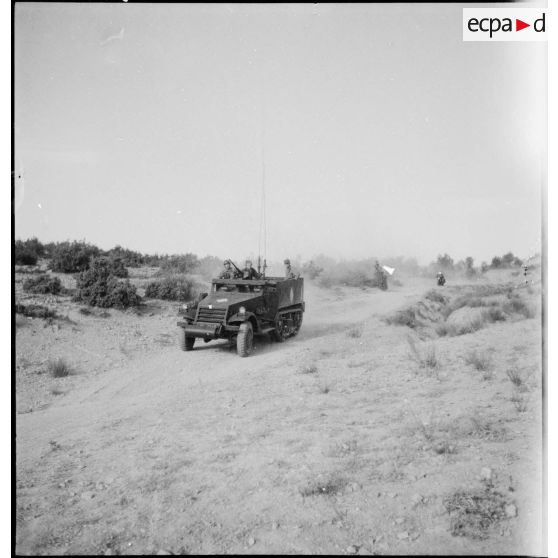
[14,2,546,264]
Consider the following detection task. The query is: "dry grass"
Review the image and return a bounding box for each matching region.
[407,336,440,373]
[506,367,524,388]
[444,485,511,539]
[299,473,348,497]
[464,349,493,372]
[385,307,417,328]
[47,358,72,378]
[299,363,318,375]
[346,326,363,338]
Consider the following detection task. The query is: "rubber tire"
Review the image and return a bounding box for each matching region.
[237,322,254,357]
[271,317,286,342]
[178,328,195,351]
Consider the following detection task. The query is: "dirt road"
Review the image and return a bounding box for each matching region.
[15,277,543,555]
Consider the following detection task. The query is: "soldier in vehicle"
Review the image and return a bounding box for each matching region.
[242,260,261,280]
[218,260,238,280]
[284,258,296,279]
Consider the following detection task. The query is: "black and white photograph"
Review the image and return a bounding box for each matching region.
[13,2,547,555]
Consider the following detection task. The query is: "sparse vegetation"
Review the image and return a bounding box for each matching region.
[15,303,57,320]
[22,274,62,295]
[299,364,318,374]
[407,336,440,372]
[299,474,347,497]
[464,349,492,372]
[47,358,72,378]
[444,485,512,539]
[385,307,417,328]
[506,367,524,388]
[347,326,362,338]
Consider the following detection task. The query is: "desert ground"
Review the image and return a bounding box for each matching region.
[15,267,544,555]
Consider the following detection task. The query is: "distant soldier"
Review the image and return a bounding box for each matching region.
[437,271,446,287]
[219,260,238,280]
[242,260,261,280]
[284,258,296,279]
[375,260,388,290]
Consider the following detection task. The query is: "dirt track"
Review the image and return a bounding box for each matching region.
[15,277,543,555]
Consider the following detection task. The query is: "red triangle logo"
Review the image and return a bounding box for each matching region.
[516,19,530,31]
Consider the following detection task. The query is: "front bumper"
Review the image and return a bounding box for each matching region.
[177,320,241,339]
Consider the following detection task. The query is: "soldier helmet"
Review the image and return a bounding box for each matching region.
[284,259,290,265]
[223,259,230,265]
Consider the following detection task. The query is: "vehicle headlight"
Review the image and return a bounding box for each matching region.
[239,306,246,315]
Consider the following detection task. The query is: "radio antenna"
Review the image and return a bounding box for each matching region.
[258,100,267,277]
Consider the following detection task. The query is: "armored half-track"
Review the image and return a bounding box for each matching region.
[177,276,304,357]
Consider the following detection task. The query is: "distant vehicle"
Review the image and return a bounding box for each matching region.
[177,276,305,357]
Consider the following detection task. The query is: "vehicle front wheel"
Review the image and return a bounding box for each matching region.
[237,322,254,357]
[178,328,195,351]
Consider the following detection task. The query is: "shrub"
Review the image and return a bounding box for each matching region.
[105,257,128,278]
[15,303,57,319]
[506,367,524,387]
[483,307,507,323]
[407,336,440,371]
[464,350,492,372]
[22,274,62,295]
[425,290,448,304]
[50,241,101,273]
[105,245,144,267]
[502,296,534,319]
[347,326,362,338]
[444,486,511,539]
[48,358,72,378]
[144,275,198,301]
[74,258,140,308]
[385,307,417,328]
[15,237,45,265]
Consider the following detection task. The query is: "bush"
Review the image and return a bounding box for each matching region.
[50,241,101,273]
[145,275,198,301]
[15,237,45,265]
[425,289,448,304]
[464,350,493,372]
[104,257,128,278]
[385,307,417,328]
[15,303,57,319]
[22,274,62,295]
[105,245,144,267]
[74,258,140,308]
[48,358,72,378]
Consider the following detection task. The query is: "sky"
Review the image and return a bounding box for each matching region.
[14,3,546,265]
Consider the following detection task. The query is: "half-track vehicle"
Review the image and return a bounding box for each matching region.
[177,276,305,357]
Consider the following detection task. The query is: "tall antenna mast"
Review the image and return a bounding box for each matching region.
[258,98,267,277]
